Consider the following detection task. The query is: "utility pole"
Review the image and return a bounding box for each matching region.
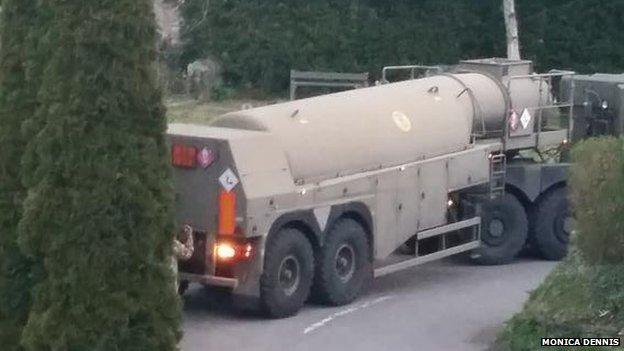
[503,0,521,60]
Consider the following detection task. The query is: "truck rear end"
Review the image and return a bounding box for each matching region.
[167,123,294,300]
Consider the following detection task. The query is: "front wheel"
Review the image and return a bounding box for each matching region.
[260,228,314,318]
[472,193,528,265]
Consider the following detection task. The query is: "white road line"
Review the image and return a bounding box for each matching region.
[303,295,394,335]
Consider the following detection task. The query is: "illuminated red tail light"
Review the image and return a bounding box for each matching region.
[214,236,252,277]
[172,144,197,168]
[215,238,253,262]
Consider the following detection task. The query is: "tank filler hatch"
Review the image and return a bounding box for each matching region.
[457,58,533,80]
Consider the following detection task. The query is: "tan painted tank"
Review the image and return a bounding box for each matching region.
[211,72,540,183]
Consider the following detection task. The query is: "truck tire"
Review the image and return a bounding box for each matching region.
[531,187,571,260]
[472,193,528,265]
[312,218,372,305]
[260,227,314,318]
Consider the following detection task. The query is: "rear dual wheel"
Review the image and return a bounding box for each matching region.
[260,228,314,318]
[260,219,372,317]
[313,218,372,305]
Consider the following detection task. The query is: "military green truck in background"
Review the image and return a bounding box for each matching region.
[167,58,624,317]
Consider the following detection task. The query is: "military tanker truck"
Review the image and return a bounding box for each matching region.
[168,58,578,317]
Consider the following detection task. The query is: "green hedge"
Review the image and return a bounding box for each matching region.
[180,0,624,93]
[180,0,504,92]
[570,137,624,265]
[518,0,624,74]
[569,137,624,324]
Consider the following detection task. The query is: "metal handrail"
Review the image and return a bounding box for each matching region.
[381,65,443,84]
[503,70,576,150]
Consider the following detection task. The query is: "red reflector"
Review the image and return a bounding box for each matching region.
[218,190,237,235]
[172,144,197,168]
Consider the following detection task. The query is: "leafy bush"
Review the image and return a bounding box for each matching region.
[569,137,624,326]
[569,137,624,265]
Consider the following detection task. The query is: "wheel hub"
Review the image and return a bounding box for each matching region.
[488,219,505,238]
[335,244,356,283]
[278,255,300,296]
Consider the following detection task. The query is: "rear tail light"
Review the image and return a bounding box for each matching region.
[215,239,253,261]
[218,190,237,235]
[172,144,197,168]
[216,242,237,259]
[214,238,253,278]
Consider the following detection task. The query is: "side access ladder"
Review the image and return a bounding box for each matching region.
[489,153,506,199]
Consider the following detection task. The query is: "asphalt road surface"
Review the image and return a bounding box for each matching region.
[181,257,556,351]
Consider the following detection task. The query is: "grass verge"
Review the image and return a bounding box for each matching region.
[496,251,624,351]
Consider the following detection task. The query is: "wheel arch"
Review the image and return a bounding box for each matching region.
[505,183,532,211]
[324,202,373,259]
[534,181,567,204]
[506,179,567,228]
[266,202,374,259]
[267,211,321,254]
[505,162,569,203]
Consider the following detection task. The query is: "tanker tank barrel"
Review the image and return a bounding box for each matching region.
[211,73,508,184]
[211,63,559,184]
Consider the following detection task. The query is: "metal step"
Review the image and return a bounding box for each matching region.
[374,241,480,278]
[417,217,481,240]
[374,217,481,278]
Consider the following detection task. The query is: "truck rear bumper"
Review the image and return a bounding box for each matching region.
[179,272,238,289]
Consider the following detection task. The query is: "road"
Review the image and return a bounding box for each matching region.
[181,257,556,351]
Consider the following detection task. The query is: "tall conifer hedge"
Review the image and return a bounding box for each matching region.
[17,1,181,349]
[0,1,41,349]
